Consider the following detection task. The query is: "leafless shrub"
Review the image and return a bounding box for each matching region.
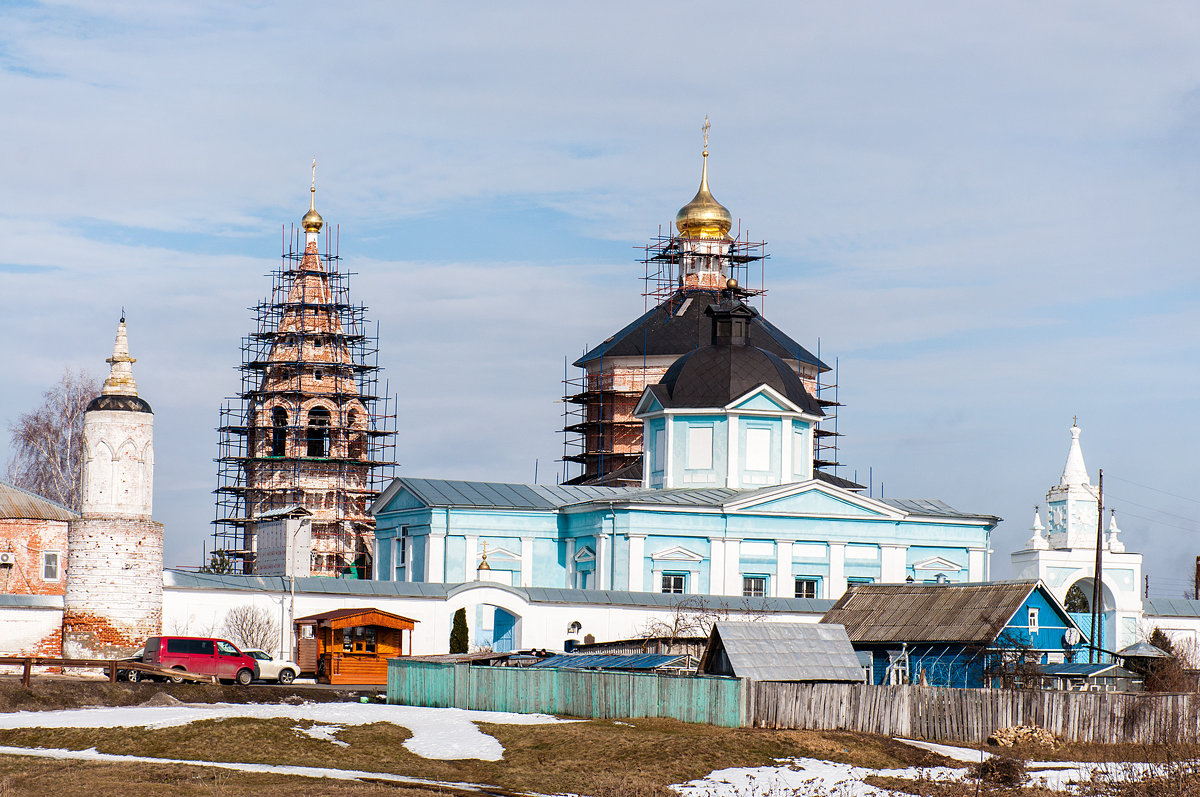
[639,596,768,641]
[6,369,99,511]
[969,754,1026,787]
[222,604,278,654]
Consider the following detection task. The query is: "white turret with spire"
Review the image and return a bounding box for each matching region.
[1026,506,1049,550]
[64,313,164,659]
[1045,421,1099,550]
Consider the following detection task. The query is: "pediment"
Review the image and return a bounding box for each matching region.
[912,556,963,572]
[649,545,704,563]
[633,387,664,417]
[376,487,425,512]
[729,483,900,519]
[726,384,809,415]
[480,545,520,562]
[573,546,595,563]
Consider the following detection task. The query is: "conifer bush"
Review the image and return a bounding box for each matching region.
[450,607,469,653]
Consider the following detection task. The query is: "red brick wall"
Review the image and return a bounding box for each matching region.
[0,518,68,596]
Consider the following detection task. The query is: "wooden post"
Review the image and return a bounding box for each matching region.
[1090,470,1104,664]
[21,659,32,687]
[109,661,118,683]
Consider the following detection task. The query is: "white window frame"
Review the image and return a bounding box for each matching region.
[686,425,714,470]
[42,551,61,582]
[742,574,767,598]
[794,577,819,599]
[661,572,687,594]
[1028,607,1040,635]
[652,428,667,472]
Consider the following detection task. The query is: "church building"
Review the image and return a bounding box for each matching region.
[563,121,842,486]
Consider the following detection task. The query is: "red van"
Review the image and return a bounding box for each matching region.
[143,636,260,685]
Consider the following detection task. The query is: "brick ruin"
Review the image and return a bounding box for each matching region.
[212,187,395,578]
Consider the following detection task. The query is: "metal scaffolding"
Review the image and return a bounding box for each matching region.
[211,223,395,577]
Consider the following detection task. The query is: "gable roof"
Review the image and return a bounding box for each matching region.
[699,621,863,682]
[575,288,827,371]
[0,481,78,522]
[293,607,416,629]
[822,581,1050,644]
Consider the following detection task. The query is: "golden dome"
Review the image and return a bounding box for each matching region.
[303,158,324,233]
[675,126,733,239]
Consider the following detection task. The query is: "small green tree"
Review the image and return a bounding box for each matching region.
[201,551,238,574]
[449,607,469,654]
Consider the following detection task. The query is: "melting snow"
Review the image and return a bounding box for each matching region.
[293,723,349,747]
[0,702,567,761]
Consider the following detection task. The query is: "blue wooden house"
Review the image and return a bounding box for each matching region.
[822,580,1087,688]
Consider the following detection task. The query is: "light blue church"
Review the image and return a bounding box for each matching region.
[372,299,999,602]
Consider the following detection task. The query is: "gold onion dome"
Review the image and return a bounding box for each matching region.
[302,158,324,232]
[675,120,733,239]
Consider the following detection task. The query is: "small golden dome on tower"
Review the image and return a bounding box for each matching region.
[675,117,733,240]
[303,158,324,233]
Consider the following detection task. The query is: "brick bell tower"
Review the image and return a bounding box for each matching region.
[212,163,394,578]
[63,315,164,658]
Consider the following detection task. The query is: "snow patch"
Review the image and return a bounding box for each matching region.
[294,723,349,747]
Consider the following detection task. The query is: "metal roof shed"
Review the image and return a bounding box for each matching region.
[698,622,863,682]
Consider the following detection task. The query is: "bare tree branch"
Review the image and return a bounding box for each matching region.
[223,604,280,655]
[6,369,99,511]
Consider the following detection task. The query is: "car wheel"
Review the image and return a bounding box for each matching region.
[169,667,186,684]
[127,669,141,683]
[235,668,253,686]
[278,669,295,685]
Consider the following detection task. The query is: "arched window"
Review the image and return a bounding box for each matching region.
[271,408,288,457]
[307,407,330,458]
[347,410,366,459]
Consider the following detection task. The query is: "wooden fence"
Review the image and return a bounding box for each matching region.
[751,682,1200,745]
[386,660,748,727]
[386,661,1200,744]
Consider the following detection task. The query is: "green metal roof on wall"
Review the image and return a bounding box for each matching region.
[0,480,78,522]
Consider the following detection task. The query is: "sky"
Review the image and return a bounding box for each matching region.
[1,1,1197,595]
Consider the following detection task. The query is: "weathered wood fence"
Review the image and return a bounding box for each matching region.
[387,660,748,726]
[751,682,1200,745]
[386,661,1200,744]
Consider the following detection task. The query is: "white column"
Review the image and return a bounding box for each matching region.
[664,418,676,489]
[781,421,793,484]
[403,537,413,583]
[828,542,847,599]
[627,534,646,592]
[726,415,740,488]
[426,531,446,583]
[520,535,535,587]
[880,544,908,583]
[464,535,478,582]
[775,540,793,597]
[968,548,986,582]
[708,538,726,595]
[565,538,576,588]
[724,537,742,596]
[597,533,609,590]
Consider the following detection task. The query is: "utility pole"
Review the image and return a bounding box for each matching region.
[1089,469,1104,664]
[1194,556,1199,601]
[1145,574,1149,600]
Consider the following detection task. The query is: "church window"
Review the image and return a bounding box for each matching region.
[42,552,60,582]
[687,426,713,470]
[742,575,767,597]
[314,368,323,382]
[271,408,288,456]
[792,428,807,476]
[348,410,365,459]
[307,407,331,457]
[652,429,666,472]
[399,527,408,564]
[661,572,686,594]
[794,577,818,599]
[745,427,772,471]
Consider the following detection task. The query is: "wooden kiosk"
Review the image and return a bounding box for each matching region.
[294,608,416,685]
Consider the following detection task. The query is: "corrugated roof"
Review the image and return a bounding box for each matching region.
[532,653,691,670]
[702,621,863,682]
[1038,662,1139,678]
[822,581,1042,644]
[1144,597,1200,618]
[879,498,999,521]
[1116,641,1171,659]
[0,481,78,521]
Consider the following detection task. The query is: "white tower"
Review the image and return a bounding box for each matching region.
[63,316,164,658]
[1011,423,1142,654]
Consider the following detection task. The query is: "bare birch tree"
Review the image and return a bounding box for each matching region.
[223,604,280,654]
[6,369,99,511]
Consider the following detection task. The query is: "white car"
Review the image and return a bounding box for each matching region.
[242,649,300,684]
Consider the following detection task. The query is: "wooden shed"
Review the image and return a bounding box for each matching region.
[294,608,416,685]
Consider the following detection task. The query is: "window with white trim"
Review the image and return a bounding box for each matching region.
[742,575,767,597]
[652,428,666,472]
[42,551,60,582]
[1028,607,1039,635]
[661,572,686,594]
[794,577,818,599]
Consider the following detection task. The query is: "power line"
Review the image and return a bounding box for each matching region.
[1106,474,1200,505]
[1111,508,1197,534]
[1107,493,1198,525]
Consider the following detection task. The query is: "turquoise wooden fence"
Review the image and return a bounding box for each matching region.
[387,660,748,727]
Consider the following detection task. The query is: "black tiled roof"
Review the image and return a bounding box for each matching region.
[575,288,826,371]
[86,394,153,414]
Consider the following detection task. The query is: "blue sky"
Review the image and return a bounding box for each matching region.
[2,1,1197,595]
